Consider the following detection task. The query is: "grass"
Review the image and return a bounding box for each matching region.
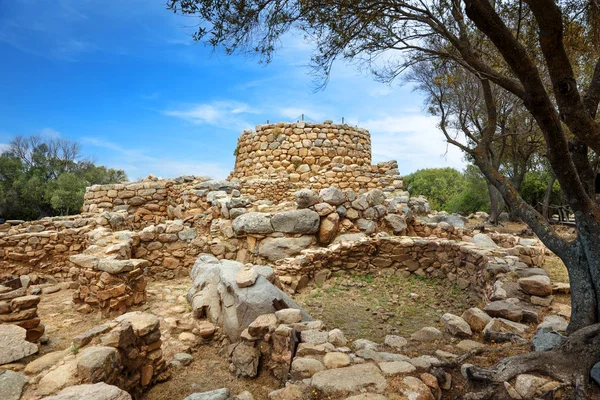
[296,272,479,342]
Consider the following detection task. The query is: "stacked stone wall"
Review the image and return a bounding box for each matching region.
[273,236,525,298]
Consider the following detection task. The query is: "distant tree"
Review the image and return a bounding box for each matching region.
[404,167,466,212]
[0,135,126,220]
[446,165,490,215]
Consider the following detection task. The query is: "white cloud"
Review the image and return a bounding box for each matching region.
[0,143,9,154]
[39,127,62,138]
[82,137,231,180]
[163,101,259,130]
[364,114,467,175]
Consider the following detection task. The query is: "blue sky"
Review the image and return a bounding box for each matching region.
[0,0,466,180]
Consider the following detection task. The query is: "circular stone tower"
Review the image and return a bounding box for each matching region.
[231,120,372,179]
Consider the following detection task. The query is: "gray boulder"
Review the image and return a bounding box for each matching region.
[271,209,320,234]
[258,236,315,261]
[532,328,565,352]
[0,324,38,364]
[184,389,231,400]
[384,214,407,234]
[294,189,319,209]
[232,212,273,235]
[319,187,346,206]
[187,255,311,341]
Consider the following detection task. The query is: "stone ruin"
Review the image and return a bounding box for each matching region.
[0,120,574,400]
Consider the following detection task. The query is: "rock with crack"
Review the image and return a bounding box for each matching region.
[42,382,132,400]
[0,324,38,365]
[187,254,312,341]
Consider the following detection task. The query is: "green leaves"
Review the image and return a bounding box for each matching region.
[0,136,126,220]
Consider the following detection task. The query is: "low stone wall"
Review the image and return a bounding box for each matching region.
[0,277,45,342]
[273,236,530,298]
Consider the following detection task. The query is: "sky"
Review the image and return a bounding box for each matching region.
[0,0,466,180]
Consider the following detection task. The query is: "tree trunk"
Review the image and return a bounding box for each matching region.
[487,184,504,225]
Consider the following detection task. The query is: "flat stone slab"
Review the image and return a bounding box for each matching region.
[0,324,38,365]
[115,311,159,336]
[43,382,132,400]
[311,363,387,394]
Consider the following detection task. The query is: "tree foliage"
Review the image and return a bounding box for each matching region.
[0,135,126,220]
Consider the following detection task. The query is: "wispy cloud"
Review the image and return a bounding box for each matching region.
[0,143,9,154]
[364,114,467,174]
[82,137,231,180]
[39,127,62,138]
[163,100,259,130]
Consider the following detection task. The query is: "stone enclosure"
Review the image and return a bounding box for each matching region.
[0,120,563,400]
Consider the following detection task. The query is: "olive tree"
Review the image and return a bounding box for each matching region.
[167,0,600,392]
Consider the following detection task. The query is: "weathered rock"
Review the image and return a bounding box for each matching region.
[441,313,472,337]
[400,376,435,400]
[173,353,193,366]
[319,187,346,206]
[43,382,132,400]
[0,370,28,400]
[344,395,388,400]
[484,301,524,322]
[232,212,273,235]
[311,363,387,394]
[300,329,329,345]
[291,357,325,378]
[258,236,315,261]
[0,324,38,364]
[483,318,528,343]
[295,189,319,209]
[323,352,351,369]
[456,339,485,352]
[333,232,368,244]
[114,312,159,336]
[379,361,416,376]
[72,324,114,348]
[319,212,340,244]
[236,265,258,288]
[537,315,568,332]
[384,214,407,234]
[247,313,277,337]
[532,328,565,352]
[513,267,548,278]
[591,362,600,387]
[471,234,499,249]
[77,346,120,383]
[231,342,260,378]
[384,335,407,350]
[184,389,230,400]
[328,328,347,346]
[530,295,554,307]
[461,308,492,332]
[188,255,311,341]
[514,374,549,399]
[24,349,69,375]
[275,308,302,324]
[271,209,320,234]
[518,276,552,297]
[411,327,443,342]
[37,361,78,395]
[267,383,311,400]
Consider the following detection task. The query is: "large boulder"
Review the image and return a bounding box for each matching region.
[42,382,131,400]
[0,324,38,364]
[258,236,315,261]
[232,212,273,235]
[271,210,320,234]
[518,276,552,297]
[187,255,311,341]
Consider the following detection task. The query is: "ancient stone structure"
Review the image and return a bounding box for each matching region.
[0,276,45,343]
[230,121,404,202]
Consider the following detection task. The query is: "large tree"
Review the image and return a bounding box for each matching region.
[167,0,600,393]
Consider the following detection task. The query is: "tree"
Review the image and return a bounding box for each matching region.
[0,135,126,220]
[166,0,600,392]
[404,167,466,211]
